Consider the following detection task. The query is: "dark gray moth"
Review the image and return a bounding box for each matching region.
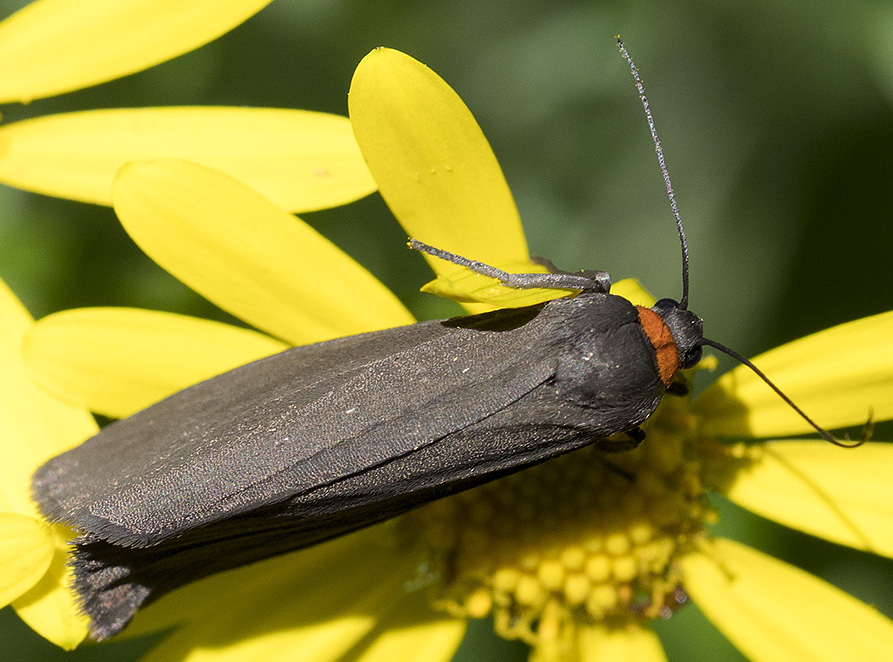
[30,38,855,641]
[32,278,702,639]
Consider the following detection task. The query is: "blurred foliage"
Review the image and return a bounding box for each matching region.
[1,1,891,660]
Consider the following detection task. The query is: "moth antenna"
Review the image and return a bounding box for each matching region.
[617,36,690,310]
[699,337,870,448]
[617,39,866,449]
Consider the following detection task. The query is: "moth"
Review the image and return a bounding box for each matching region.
[31,38,855,641]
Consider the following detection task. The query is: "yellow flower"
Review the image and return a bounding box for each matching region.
[11,46,893,661]
[0,0,273,103]
[0,0,373,649]
[0,0,375,213]
[0,279,97,649]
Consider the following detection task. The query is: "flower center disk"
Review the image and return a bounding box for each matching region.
[403,395,714,645]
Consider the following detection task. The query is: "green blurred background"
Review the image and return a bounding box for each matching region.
[1,1,891,660]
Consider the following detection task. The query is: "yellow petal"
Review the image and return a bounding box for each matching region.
[25,308,287,419]
[351,601,465,662]
[0,513,53,608]
[695,311,893,438]
[13,522,89,650]
[681,537,893,662]
[0,279,92,646]
[113,159,414,346]
[349,48,531,277]
[577,624,667,662]
[705,441,893,558]
[151,615,378,662]
[0,0,272,103]
[610,278,656,308]
[0,108,376,212]
[136,527,421,661]
[0,279,96,516]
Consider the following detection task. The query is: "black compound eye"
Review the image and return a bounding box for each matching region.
[653,298,679,312]
[681,345,702,369]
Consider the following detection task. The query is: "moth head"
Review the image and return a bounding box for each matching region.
[651,298,704,369]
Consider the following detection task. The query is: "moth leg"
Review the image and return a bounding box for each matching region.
[625,425,646,445]
[530,255,561,273]
[600,429,646,482]
[594,426,645,452]
[409,239,611,293]
[667,371,693,397]
[667,381,689,397]
[531,256,612,288]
